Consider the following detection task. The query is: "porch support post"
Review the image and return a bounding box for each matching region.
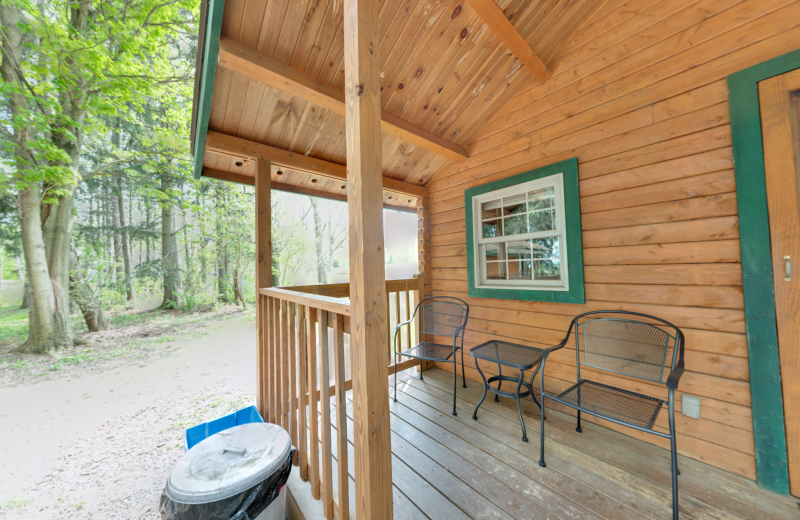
[255,158,272,416]
[417,193,432,373]
[343,0,393,518]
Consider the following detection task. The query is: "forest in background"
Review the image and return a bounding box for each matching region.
[0,0,417,356]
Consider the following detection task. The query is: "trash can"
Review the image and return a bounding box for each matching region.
[160,422,294,520]
[184,405,264,451]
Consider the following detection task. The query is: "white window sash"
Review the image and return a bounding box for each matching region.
[473,173,569,291]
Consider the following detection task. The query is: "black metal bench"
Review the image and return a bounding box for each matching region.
[537,311,685,519]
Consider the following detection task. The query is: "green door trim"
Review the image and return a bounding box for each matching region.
[192,0,226,179]
[728,48,800,494]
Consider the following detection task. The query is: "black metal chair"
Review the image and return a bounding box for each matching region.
[393,296,469,416]
[538,311,685,519]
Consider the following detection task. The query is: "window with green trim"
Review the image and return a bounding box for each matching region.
[465,158,585,304]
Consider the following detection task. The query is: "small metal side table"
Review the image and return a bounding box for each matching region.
[470,340,546,442]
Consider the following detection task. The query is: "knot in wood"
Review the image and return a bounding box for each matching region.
[355,84,364,96]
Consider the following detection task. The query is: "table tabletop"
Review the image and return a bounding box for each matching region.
[469,340,545,370]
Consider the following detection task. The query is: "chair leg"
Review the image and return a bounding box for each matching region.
[528,364,545,421]
[472,357,488,420]
[539,365,547,467]
[669,393,679,519]
[461,347,466,388]
[393,353,398,402]
[576,410,582,433]
[452,363,458,416]
[516,369,527,442]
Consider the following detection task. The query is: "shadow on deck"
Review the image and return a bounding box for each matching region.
[287,368,799,520]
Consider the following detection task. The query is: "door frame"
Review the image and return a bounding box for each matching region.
[728,49,800,495]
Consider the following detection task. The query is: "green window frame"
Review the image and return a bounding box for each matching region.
[465,158,585,304]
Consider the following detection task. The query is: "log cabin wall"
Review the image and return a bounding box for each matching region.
[426,0,800,481]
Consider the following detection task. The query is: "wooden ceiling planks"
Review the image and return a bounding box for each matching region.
[202,0,606,196]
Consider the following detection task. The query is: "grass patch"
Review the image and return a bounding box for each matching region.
[1,304,252,385]
[0,307,29,347]
[0,497,29,510]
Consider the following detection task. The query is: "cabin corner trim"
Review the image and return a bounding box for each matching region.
[192,0,226,180]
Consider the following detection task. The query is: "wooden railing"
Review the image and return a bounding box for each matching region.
[257,277,421,519]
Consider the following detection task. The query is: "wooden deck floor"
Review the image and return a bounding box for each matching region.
[288,368,800,520]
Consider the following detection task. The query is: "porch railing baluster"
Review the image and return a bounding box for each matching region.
[280,300,290,430]
[404,282,411,352]
[333,313,349,520]
[297,304,308,479]
[318,310,334,520]
[306,306,320,499]
[258,279,417,519]
[288,302,298,464]
[274,297,282,427]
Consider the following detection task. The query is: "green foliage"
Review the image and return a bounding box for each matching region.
[0,0,198,190]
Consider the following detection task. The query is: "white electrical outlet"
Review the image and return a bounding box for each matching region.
[682,394,701,419]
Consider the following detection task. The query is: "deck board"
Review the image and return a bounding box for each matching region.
[292,368,800,519]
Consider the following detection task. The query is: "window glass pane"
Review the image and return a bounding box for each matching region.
[529,209,555,233]
[531,237,559,259]
[503,215,527,236]
[503,194,527,216]
[533,259,561,281]
[481,200,502,220]
[506,240,531,260]
[484,243,505,261]
[486,261,507,280]
[483,219,502,238]
[528,187,555,211]
[508,260,533,280]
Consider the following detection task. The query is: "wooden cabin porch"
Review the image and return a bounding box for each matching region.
[259,283,799,520]
[191,0,800,516]
[287,366,799,520]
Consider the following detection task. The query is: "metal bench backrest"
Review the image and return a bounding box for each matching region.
[574,312,682,384]
[417,296,469,341]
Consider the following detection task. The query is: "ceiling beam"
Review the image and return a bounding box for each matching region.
[217,36,469,163]
[205,131,427,198]
[201,167,416,213]
[466,0,552,84]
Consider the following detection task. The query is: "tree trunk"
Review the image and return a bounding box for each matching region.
[112,190,123,284]
[310,199,328,283]
[145,202,151,262]
[3,3,72,354]
[159,174,181,309]
[216,186,229,302]
[15,255,30,309]
[16,188,71,354]
[70,243,109,332]
[232,268,246,308]
[116,179,133,301]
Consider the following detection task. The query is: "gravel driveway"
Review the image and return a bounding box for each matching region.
[0,316,257,519]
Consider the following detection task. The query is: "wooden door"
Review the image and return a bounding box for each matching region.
[759,68,800,498]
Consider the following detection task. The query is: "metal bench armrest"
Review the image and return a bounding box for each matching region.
[395,318,413,331]
[666,362,684,389]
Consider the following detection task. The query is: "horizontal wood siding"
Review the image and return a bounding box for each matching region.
[426,0,800,481]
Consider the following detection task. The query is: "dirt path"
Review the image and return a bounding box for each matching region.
[0,316,257,518]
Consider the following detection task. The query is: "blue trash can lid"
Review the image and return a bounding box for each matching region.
[165,422,291,504]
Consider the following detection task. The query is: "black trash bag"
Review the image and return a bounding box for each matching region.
[160,448,295,520]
